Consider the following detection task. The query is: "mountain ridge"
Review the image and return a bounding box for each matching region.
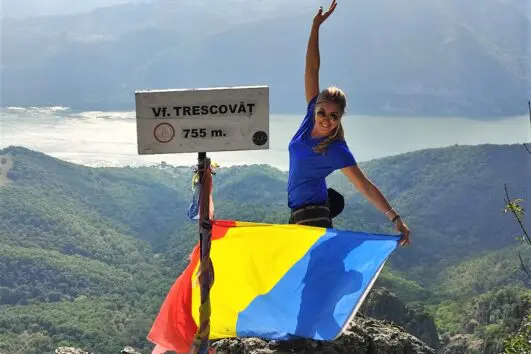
[1,0,528,117]
[0,143,529,353]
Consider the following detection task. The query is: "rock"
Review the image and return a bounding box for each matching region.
[55,346,142,354]
[463,319,480,334]
[211,314,435,354]
[53,291,437,354]
[55,348,94,354]
[359,287,440,349]
[437,333,484,354]
[122,346,142,354]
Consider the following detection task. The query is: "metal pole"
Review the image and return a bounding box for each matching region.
[197,152,206,259]
[194,151,212,354]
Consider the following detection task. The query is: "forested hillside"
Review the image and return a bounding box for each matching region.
[0,144,529,353]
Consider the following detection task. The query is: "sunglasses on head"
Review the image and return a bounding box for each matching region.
[316,108,341,121]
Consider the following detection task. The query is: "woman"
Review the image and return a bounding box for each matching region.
[287,0,410,246]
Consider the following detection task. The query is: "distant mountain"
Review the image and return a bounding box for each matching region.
[1,0,528,118]
[0,0,146,18]
[0,143,529,353]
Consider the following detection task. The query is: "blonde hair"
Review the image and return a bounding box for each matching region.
[312,86,347,154]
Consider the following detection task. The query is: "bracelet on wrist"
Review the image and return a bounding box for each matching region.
[391,214,400,223]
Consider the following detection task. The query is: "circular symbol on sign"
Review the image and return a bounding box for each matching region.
[154,123,175,143]
[252,131,268,146]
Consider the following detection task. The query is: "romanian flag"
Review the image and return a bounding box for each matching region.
[147,220,400,353]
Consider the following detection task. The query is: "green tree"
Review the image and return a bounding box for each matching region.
[502,140,531,353]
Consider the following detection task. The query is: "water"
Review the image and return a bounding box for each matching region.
[1,106,529,171]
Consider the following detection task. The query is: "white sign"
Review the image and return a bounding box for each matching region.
[135,85,269,154]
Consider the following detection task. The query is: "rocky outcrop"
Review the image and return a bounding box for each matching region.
[55,348,94,354]
[212,314,435,354]
[55,347,141,354]
[54,288,438,354]
[359,287,440,349]
[54,316,434,354]
[121,347,142,354]
[437,333,485,354]
[438,289,531,354]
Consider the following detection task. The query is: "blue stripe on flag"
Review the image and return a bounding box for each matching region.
[235,229,399,340]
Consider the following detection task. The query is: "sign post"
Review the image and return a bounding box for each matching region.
[135,85,269,353]
[135,85,269,155]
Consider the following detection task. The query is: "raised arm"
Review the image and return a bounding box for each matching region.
[305,23,320,103]
[305,0,337,103]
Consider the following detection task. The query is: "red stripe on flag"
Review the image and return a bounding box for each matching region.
[146,219,235,353]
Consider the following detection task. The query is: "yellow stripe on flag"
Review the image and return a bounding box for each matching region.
[190,222,325,338]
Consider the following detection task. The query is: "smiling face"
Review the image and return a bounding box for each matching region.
[310,86,347,153]
[314,100,342,137]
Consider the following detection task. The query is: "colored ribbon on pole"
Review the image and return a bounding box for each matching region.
[192,152,215,354]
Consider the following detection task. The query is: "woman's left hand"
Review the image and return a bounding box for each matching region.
[394,218,411,246]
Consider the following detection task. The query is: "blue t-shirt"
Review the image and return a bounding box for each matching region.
[287,95,357,210]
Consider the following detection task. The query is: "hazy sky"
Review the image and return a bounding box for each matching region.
[1,0,138,17]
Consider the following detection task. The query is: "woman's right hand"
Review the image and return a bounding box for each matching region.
[313,0,338,27]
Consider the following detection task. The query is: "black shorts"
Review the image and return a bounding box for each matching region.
[288,188,345,228]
